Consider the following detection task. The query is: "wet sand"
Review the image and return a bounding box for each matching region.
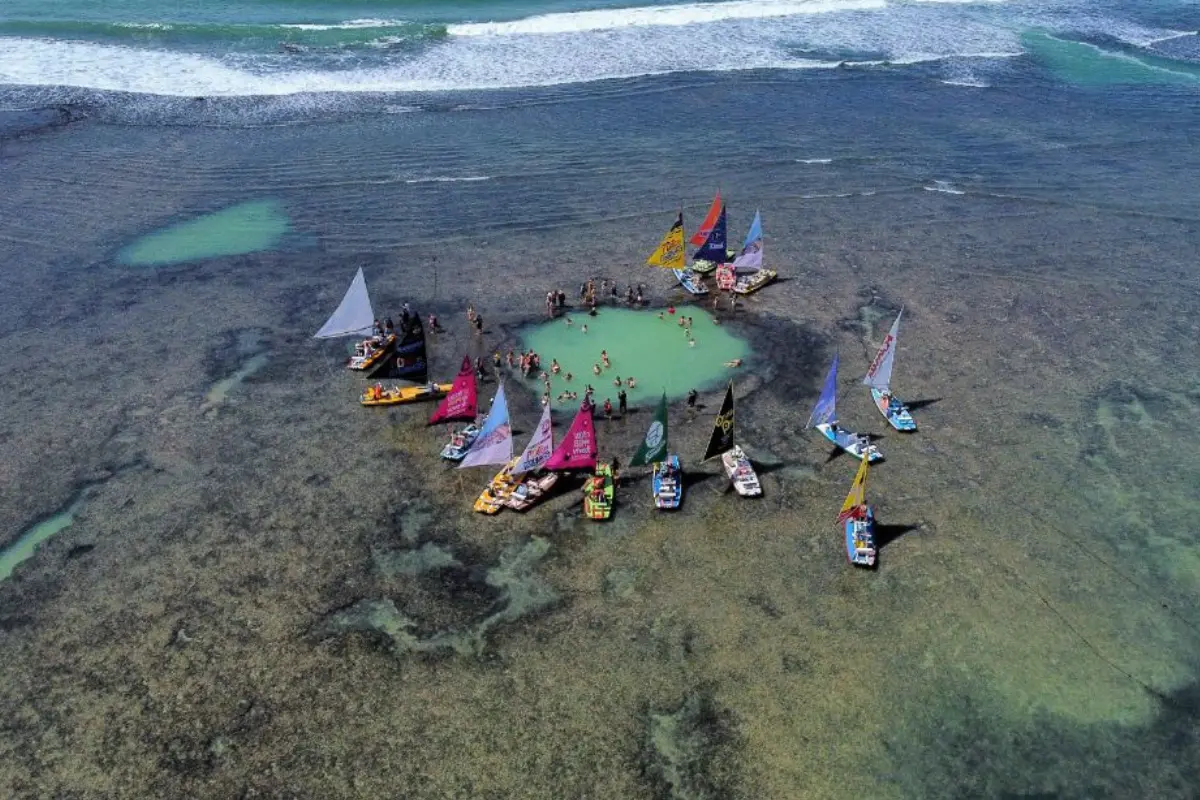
[2,73,1200,798]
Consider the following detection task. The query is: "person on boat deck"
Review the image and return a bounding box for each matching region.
[859,435,871,453]
[373,319,384,338]
[384,317,395,336]
[373,383,383,400]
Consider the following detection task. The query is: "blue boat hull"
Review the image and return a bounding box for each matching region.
[870,388,917,432]
[844,506,877,567]
[671,269,710,295]
[815,423,884,462]
[652,454,683,509]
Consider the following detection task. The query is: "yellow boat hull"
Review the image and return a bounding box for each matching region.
[360,382,453,407]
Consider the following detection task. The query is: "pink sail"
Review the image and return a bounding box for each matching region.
[429,356,478,424]
[544,402,598,472]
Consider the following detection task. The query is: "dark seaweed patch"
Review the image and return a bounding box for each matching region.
[641,690,743,800]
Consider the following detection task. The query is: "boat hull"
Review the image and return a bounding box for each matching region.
[815,423,884,462]
[870,388,917,432]
[671,269,710,295]
[844,506,877,567]
[440,423,481,461]
[361,381,453,407]
[506,471,560,511]
[721,445,762,497]
[582,463,615,520]
[473,458,522,515]
[652,454,683,509]
[733,269,777,295]
[348,334,396,371]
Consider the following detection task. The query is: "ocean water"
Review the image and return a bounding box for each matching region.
[2,0,1200,798]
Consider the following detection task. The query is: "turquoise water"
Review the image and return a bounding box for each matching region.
[0,493,86,581]
[118,199,290,266]
[519,308,748,407]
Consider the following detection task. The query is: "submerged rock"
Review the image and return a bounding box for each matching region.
[643,691,741,800]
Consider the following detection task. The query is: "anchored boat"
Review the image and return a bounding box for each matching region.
[441,424,481,461]
[729,210,777,295]
[647,210,710,296]
[314,267,397,369]
[807,354,883,462]
[631,392,681,509]
[863,309,917,432]
[582,462,615,520]
[506,404,562,512]
[702,382,762,497]
[837,455,876,567]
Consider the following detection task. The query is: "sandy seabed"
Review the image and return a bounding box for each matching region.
[1,82,1200,799]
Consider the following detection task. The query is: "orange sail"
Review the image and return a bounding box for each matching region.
[689,190,722,246]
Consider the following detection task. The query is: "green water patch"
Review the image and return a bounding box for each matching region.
[1023,30,1200,87]
[519,308,749,407]
[118,199,290,267]
[0,491,88,581]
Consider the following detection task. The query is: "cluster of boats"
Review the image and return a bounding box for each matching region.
[646,190,779,297]
[312,199,920,567]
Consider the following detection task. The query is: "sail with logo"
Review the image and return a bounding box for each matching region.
[544,401,598,472]
[703,381,761,497]
[631,392,682,509]
[428,356,478,425]
[648,210,708,297]
[862,309,918,432]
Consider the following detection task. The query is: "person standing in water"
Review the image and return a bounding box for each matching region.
[618,388,627,416]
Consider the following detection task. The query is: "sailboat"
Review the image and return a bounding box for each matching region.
[359,315,454,406]
[837,455,876,567]
[702,382,761,497]
[863,309,917,432]
[632,392,681,509]
[647,211,709,296]
[462,383,518,515]
[690,202,730,275]
[429,356,481,457]
[730,210,777,295]
[806,354,884,462]
[505,404,562,511]
[314,267,395,371]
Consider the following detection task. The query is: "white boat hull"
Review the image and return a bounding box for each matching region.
[721,445,762,497]
[671,269,710,295]
[815,423,884,462]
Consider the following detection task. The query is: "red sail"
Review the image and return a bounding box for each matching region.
[429,356,478,424]
[544,402,598,471]
[689,190,722,246]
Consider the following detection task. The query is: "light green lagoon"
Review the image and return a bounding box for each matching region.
[1022,31,1200,86]
[519,308,749,407]
[118,199,290,266]
[0,493,86,581]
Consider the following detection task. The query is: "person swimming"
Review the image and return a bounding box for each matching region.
[613,375,622,387]
[627,377,637,388]
[724,358,743,367]
[592,363,601,375]
[551,359,561,374]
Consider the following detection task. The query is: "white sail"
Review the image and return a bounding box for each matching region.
[459,382,513,468]
[863,309,902,391]
[513,404,554,474]
[315,267,376,339]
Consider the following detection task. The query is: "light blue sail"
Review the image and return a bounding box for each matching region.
[459,382,513,468]
[807,353,839,428]
[741,210,762,252]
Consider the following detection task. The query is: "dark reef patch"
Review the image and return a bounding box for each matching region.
[642,689,743,800]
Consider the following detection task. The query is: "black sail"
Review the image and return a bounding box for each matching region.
[366,315,429,382]
[702,382,735,461]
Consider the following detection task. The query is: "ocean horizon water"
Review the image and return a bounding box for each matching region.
[2,0,1200,798]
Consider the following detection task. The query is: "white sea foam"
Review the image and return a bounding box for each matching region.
[924,180,965,194]
[281,19,410,31]
[797,158,833,163]
[404,175,493,184]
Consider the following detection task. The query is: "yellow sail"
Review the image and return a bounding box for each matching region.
[647,212,685,269]
[837,456,869,523]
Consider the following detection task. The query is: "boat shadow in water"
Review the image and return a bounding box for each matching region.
[905,397,943,411]
[874,522,921,551]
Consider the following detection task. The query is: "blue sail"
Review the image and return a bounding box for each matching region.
[807,354,839,428]
[692,205,727,264]
[741,210,762,253]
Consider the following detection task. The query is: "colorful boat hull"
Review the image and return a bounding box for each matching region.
[652,454,683,509]
[583,463,615,520]
[506,472,560,511]
[348,334,396,370]
[473,458,522,515]
[671,269,710,296]
[815,423,884,462]
[844,506,877,567]
[440,423,481,461]
[361,382,453,407]
[870,388,917,432]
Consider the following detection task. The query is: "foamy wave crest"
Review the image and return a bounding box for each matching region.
[449,0,886,37]
[404,175,493,184]
[281,19,409,32]
[797,158,833,164]
[925,180,965,194]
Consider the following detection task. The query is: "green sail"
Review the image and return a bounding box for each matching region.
[630,392,669,467]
